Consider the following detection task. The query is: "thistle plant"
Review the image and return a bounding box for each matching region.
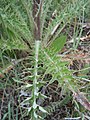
[0,0,89,119]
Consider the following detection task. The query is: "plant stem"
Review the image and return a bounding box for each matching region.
[32,40,41,120]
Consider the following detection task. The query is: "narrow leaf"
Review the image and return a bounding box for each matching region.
[39,106,47,113]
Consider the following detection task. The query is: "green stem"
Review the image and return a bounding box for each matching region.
[32,40,41,119]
